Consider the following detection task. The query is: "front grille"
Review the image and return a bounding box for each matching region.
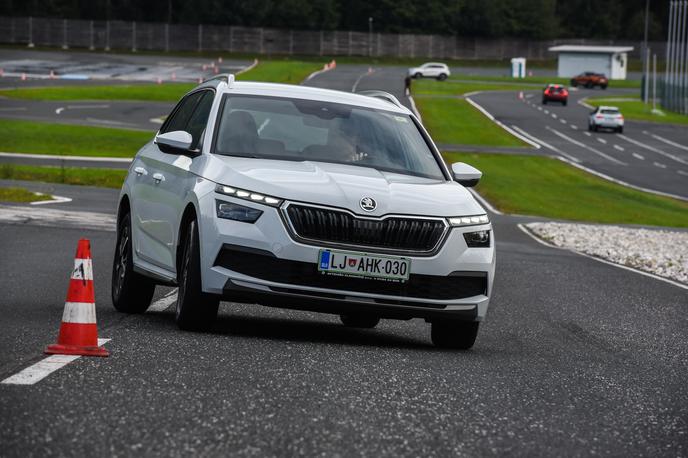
[285,204,446,252]
[215,245,487,301]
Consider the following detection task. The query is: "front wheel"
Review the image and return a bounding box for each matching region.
[176,219,219,331]
[437,73,447,81]
[340,314,380,329]
[431,321,479,349]
[111,211,156,313]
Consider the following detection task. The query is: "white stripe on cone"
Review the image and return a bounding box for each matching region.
[61,302,97,324]
[71,259,93,281]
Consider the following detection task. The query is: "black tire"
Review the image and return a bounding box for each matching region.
[562,100,567,106]
[431,321,479,350]
[437,73,447,81]
[176,219,219,331]
[340,314,380,329]
[542,99,547,105]
[111,211,156,313]
[593,124,598,132]
[570,80,577,87]
[414,72,422,79]
[585,81,593,89]
[601,84,608,90]
[617,126,623,133]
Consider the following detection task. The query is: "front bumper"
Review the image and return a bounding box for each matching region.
[198,194,496,321]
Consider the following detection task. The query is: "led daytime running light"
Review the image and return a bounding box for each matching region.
[215,184,283,207]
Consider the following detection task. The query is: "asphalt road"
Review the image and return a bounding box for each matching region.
[1,176,687,455]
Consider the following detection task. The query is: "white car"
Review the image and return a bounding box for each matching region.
[589,106,624,133]
[111,75,495,349]
[408,62,450,80]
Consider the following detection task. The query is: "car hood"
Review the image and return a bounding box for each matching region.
[200,156,485,218]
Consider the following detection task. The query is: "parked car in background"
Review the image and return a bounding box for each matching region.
[408,63,450,80]
[542,84,568,105]
[111,74,495,350]
[571,72,608,89]
[589,106,624,132]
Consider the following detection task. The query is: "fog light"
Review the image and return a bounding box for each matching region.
[464,230,490,248]
[216,200,263,223]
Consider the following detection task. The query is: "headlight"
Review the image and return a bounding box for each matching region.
[215,184,283,207]
[464,230,491,248]
[215,200,263,223]
[448,214,489,227]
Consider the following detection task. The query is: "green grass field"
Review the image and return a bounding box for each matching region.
[0,119,150,157]
[445,152,688,227]
[0,186,45,202]
[586,96,688,125]
[0,164,127,188]
[0,60,322,102]
[416,98,526,147]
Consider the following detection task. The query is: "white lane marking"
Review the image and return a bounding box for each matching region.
[517,224,688,291]
[525,93,534,99]
[544,110,549,114]
[643,131,688,152]
[546,127,627,165]
[555,156,688,201]
[236,58,259,76]
[148,289,178,312]
[613,144,625,151]
[0,107,27,112]
[537,106,543,111]
[30,194,72,206]
[597,138,607,144]
[1,338,111,385]
[632,153,645,160]
[654,162,667,169]
[678,170,688,176]
[0,205,115,231]
[467,188,502,215]
[571,124,578,130]
[464,97,540,149]
[0,151,131,163]
[584,131,592,137]
[551,113,558,119]
[351,68,375,92]
[560,118,567,124]
[617,134,688,166]
[85,117,136,127]
[509,125,580,162]
[149,117,165,124]
[55,107,65,115]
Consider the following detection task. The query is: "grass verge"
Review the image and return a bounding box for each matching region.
[0,164,126,189]
[0,60,323,102]
[586,96,688,125]
[416,98,526,147]
[0,186,45,202]
[0,119,150,157]
[444,152,688,227]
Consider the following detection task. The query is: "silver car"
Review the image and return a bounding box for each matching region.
[111,75,495,349]
[589,105,624,133]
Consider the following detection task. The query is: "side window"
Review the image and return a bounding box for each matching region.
[185,91,215,150]
[160,91,204,135]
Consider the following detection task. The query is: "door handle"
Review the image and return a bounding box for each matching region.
[134,166,147,177]
[153,173,166,184]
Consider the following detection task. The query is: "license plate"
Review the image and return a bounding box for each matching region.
[317,249,410,281]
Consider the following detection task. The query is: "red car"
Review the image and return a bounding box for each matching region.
[542,84,568,105]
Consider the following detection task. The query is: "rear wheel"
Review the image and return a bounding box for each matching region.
[562,100,568,106]
[111,211,156,313]
[414,72,422,79]
[617,126,623,133]
[340,314,380,329]
[437,73,447,81]
[176,219,219,331]
[542,98,547,105]
[431,321,479,350]
[601,84,608,90]
[585,81,593,89]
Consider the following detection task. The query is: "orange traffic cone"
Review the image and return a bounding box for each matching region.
[45,239,109,357]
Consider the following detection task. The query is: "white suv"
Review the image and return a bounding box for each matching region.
[408,62,451,80]
[111,75,495,349]
[589,106,624,133]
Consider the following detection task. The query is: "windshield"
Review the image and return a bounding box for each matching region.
[213,94,445,179]
[601,109,620,115]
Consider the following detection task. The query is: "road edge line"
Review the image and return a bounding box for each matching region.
[1,338,111,385]
[464,95,541,149]
[236,58,259,76]
[467,188,502,215]
[517,223,688,292]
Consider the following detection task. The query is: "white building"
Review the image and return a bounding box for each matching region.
[548,45,634,80]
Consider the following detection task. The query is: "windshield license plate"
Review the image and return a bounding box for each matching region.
[318,249,410,281]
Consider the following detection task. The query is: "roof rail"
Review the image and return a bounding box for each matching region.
[203,73,235,87]
[356,90,403,108]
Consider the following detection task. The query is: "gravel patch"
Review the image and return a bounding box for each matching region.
[526,222,688,285]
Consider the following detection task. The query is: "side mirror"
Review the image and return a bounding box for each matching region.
[451,162,482,187]
[155,131,197,156]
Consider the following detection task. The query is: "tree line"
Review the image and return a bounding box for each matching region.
[2,0,668,40]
